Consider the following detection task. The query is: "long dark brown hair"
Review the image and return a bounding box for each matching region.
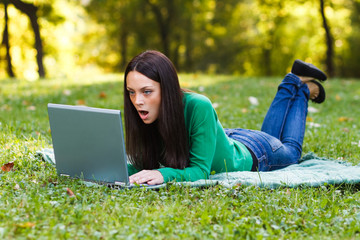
[124,50,189,170]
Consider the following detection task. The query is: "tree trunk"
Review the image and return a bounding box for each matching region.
[172,37,180,69]
[184,17,193,72]
[9,0,45,78]
[2,2,15,77]
[263,48,272,76]
[320,0,334,77]
[145,0,172,57]
[119,30,128,71]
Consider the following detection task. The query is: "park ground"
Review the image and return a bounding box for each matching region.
[1,74,360,239]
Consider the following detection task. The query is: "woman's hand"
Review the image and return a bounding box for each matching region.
[129,170,164,185]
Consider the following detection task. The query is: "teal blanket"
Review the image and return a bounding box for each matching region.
[36,149,360,189]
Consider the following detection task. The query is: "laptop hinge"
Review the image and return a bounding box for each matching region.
[114,181,126,186]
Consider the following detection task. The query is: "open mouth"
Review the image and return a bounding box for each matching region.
[138,110,149,120]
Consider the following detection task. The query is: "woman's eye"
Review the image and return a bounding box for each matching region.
[128,90,135,95]
[144,90,152,95]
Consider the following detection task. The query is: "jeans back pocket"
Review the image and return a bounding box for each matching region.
[256,131,283,152]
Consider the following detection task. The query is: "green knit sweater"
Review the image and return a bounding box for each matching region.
[128,92,253,182]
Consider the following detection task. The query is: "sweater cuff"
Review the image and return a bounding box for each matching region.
[157,168,175,183]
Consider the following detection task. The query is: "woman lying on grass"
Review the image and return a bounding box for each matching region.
[125,50,327,185]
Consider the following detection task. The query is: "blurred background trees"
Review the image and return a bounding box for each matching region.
[0,0,359,80]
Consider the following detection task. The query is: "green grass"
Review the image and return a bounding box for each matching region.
[1,74,360,239]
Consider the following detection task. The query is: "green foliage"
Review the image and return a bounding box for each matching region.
[1,74,360,238]
[2,0,360,78]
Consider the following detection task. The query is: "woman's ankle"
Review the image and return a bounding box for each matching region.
[297,76,315,83]
[306,81,319,100]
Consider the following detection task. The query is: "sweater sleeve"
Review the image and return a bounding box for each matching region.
[157,94,218,182]
[127,163,140,176]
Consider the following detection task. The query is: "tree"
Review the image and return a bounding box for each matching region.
[320,0,334,77]
[1,0,14,77]
[1,0,45,78]
[144,0,174,57]
[255,0,288,76]
[73,0,360,77]
[85,0,146,70]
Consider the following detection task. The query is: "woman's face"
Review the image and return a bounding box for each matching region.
[126,71,161,124]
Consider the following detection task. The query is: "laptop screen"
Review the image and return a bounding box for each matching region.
[48,103,129,184]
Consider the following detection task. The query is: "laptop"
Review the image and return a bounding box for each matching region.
[48,103,133,187]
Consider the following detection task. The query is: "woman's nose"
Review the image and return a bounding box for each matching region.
[135,94,144,105]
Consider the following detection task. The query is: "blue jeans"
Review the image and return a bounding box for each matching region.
[225,73,310,171]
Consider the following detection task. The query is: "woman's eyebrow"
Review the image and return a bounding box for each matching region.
[141,86,155,90]
[126,84,156,91]
[129,86,155,90]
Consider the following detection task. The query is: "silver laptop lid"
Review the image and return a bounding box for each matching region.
[48,103,129,184]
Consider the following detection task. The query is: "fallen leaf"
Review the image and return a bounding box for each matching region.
[43,178,58,187]
[1,162,14,172]
[22,100,30,106]
[307,122,321,128]
[76,99,86,105]
[99,91,107,99]
[308,106,319,113]
[27,106,36,111]
[241,108,248,113]
[338,117,352,122]
[221,85,230,90]
[248,96,259,106]
[16,222,35,228]
[336,94,341,101]
[63,89,71,96]
[0,104,12,111]
[306,117,313,122]
[212,103,219,108]
[66,188,75,197]
[351,141,360,147]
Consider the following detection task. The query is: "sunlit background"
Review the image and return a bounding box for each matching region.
[0,0,359,80]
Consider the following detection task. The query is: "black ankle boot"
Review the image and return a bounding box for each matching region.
[291,59,327,81]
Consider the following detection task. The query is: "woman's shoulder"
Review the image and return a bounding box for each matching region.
[183,91,218,125]
[183,92,212,107]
